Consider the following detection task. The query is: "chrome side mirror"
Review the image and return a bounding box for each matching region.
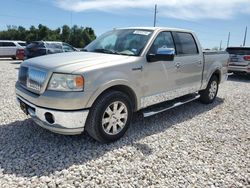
[147,47,175,62]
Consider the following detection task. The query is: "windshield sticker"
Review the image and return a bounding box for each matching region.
[133,30,151,36]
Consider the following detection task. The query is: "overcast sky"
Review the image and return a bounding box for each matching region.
[0,0,249,48]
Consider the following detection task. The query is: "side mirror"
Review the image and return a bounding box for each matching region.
[147,47,175,62]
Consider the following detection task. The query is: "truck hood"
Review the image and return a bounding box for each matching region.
[23,52,135,73]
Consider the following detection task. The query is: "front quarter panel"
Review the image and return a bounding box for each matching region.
[74,58,144,110]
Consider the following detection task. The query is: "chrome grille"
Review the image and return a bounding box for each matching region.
[18,66,47,93]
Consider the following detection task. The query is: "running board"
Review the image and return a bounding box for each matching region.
[143,93,200,117]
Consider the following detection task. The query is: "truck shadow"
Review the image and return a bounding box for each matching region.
[228,74,250,83]
[0,97,224,178]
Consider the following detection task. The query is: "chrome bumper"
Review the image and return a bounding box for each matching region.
[16,97,89,135]
[228,65,250,73]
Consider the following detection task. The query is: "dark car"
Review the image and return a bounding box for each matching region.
[25,41,77,59]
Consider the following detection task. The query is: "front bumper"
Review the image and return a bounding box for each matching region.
[16,96,89,135]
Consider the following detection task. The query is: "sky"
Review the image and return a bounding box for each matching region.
[0,0,249,49]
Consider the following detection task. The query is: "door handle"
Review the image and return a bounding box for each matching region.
[196,60,202,65]
[175,63,181,69]
[132,66,143,71]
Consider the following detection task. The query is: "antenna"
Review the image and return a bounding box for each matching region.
[227,32,230,47]
[153,4,157,27]
[243,26,247,46]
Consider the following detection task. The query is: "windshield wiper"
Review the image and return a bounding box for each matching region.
[93,48,122,55]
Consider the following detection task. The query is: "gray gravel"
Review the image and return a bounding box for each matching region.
[0,59,249,188]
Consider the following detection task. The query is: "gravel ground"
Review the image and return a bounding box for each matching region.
[0,59,249,188]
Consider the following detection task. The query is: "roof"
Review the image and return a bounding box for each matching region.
[227,46,250,49]
[115,27,193,33]
[0,40,26,43]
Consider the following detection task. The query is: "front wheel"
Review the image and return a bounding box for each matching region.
[85,90,133,143]
[199,75,219,104]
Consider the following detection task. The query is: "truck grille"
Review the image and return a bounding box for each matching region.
[18,66,47,93]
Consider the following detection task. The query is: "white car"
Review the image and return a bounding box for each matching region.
[0,40,26,59]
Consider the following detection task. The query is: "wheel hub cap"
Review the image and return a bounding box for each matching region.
[209,81,217,100]
[102,101,128,135]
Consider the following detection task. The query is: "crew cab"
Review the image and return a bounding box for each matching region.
[16,27,229,143]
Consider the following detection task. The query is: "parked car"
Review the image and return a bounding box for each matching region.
[226,47,250,75]
[16,27,229,143]
[0,40,26,59]
[25,41,77,59]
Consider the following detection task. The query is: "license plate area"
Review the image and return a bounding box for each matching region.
[230,58,238,62]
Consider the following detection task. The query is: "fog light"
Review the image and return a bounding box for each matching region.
[45,112,55,124]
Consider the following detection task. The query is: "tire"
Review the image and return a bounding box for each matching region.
[199,75,219,104]
[12,56,16,60]
[85,90,133,143]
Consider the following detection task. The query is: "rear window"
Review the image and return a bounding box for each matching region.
[27,42,45,48]
[18,42,26,47]
[173,32,199,55]
[226,48,250,55]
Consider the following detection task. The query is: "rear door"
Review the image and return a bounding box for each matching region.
[172,32,203,94]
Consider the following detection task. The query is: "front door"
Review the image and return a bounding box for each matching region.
[141,31,178,108]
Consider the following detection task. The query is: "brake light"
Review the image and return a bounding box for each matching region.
[243,55,250,61]
[16,49,25,60]
[16,49,25,55]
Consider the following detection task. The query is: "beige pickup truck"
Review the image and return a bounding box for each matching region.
[16,27,229,143]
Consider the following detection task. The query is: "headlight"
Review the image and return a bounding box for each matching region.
[48,73,84,91]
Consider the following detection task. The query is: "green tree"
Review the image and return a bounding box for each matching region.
[0,24,96,48]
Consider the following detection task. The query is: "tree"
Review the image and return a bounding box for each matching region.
[0,24,96,47]
[61,25,70,43]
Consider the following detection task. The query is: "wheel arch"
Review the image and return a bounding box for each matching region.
[87,81,139,111]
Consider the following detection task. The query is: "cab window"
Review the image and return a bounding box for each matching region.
[148,32,175,54]
[173,32,199,55]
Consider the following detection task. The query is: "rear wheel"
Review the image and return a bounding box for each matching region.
[12,56,16,60]
[85,90,133,143]
[199,75,219,104]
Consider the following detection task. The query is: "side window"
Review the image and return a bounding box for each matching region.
[174,32,199,55]
[63,43,75,52]
[148,32,175,54]
[2,42,16,47]
[47,43,63,52]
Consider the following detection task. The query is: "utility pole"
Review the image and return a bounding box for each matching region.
[70,12,72,28]
[243,26,247,46]
[219,40,222,51]
[153,4,157,27]
[227,32,230,47]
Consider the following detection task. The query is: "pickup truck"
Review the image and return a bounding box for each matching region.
[16,27,229,143]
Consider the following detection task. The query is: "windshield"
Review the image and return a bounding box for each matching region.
[84,29,153,56]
